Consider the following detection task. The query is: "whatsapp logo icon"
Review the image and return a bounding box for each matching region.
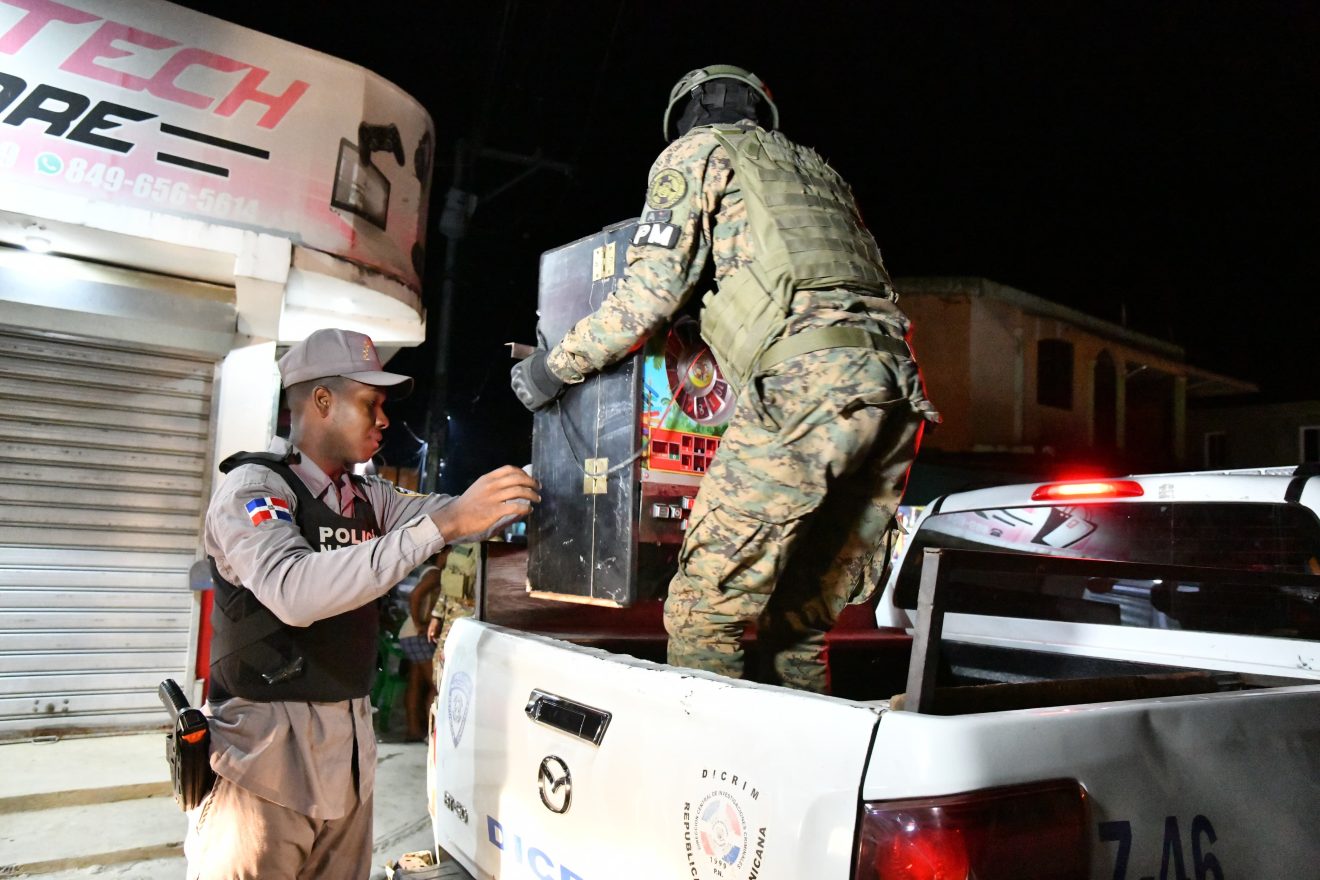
[35,152,63,175]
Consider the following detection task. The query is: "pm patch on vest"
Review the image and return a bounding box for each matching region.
[633,221,681,248]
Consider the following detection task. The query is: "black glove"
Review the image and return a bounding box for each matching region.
[510,350,566,411]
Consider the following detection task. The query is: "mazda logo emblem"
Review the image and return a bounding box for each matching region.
[538,756,572,814]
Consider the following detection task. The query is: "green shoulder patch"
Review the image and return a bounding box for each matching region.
[646,168,688,209]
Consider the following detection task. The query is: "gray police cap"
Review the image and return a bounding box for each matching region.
[277,328,414,397]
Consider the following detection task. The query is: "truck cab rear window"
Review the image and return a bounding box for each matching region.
[894,502,1320,641]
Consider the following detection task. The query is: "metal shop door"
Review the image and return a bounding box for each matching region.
[0,328,215,739]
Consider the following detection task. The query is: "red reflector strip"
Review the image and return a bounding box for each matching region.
[1031,480,1144,501]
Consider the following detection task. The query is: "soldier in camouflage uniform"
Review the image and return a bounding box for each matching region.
[425,543,478,681]
[512,65,940,692]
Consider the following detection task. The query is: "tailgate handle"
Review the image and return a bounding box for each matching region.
[525,690,612,746]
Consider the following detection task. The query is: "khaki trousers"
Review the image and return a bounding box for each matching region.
[185,775,374,880]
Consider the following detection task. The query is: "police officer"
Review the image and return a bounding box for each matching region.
[511,65,939,692]
[189,328,539,879]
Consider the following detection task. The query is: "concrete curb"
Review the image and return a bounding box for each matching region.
[0,781,172,815]
[5,842,183,878]
[2,735,434,878]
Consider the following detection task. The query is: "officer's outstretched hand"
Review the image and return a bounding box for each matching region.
[429,465,540,545]
[510,350,566,412]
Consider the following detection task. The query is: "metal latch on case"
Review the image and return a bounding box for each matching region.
[583,457,608,494]
[591,242,616,281]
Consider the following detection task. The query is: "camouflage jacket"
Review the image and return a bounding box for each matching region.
[546,122,912,384]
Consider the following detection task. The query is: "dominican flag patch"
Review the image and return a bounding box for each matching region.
[245,496,293,526]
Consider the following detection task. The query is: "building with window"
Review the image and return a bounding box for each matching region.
[1187,398,1320,470]
[895,277,1254,489]
[0,2,434,738]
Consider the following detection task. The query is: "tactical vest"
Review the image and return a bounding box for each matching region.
[697,125,901,392]
[441,543,479,601]
[208,452,382,703]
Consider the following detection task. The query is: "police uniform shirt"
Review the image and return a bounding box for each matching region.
[203,436,455,820]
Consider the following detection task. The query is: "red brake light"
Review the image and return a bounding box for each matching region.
[872,826,970,880]
[1031,480,1144,501]
[855,779,1088,880]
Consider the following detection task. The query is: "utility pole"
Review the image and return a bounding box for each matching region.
[421,141,572,493]
[421,139,472,494]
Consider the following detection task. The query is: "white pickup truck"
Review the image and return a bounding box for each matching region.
[427,468,1320,880]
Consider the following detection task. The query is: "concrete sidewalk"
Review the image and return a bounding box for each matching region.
[0,730,439,878]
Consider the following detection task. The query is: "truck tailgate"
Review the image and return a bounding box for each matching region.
[865,685,1320,877]
[432,618,882,880]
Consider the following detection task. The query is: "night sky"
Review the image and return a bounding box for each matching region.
[176,1,1320,491]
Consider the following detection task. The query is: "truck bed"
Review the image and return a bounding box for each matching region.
[434,476,1320,878]
[432,616,1320,879]
[482,544,913,699]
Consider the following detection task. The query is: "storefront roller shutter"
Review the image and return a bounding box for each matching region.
[0,328,216,738]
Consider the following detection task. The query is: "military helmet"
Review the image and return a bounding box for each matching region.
[663,64,779,141]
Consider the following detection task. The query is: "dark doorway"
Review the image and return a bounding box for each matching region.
[1094,350,1117,451]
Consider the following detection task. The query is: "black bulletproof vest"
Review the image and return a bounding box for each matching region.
[208,451,382,703]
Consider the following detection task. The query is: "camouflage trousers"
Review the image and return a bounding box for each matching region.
[663,346,928,692]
